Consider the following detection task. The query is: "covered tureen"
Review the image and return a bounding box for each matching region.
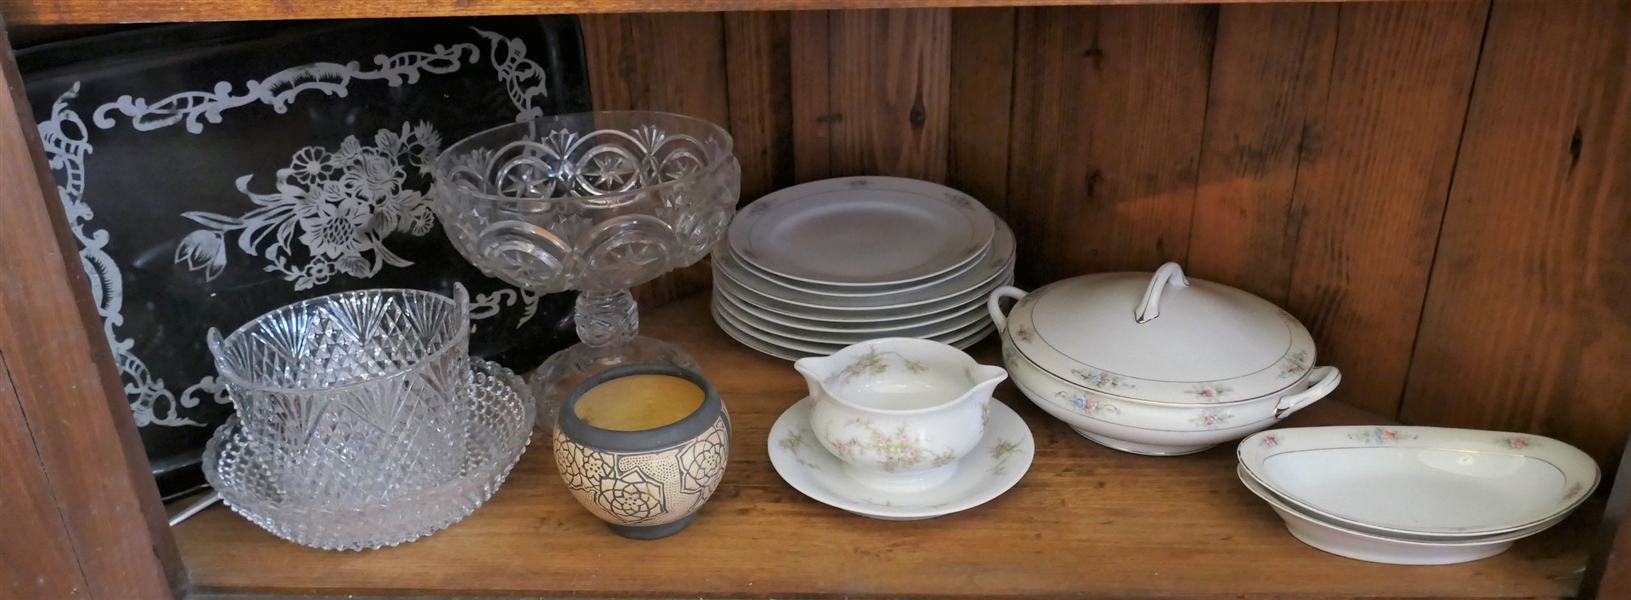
[987,262,1341,455]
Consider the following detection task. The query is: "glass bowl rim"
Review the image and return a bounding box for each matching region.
[207,286,469,394]
[432,110,737,206]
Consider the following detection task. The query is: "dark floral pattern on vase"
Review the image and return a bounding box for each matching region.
[593,470,666,524]
[555,438,615,490]
[678,426,729,493]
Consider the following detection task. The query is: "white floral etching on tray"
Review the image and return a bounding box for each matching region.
[40,27,555,428]
[174,122,443,289]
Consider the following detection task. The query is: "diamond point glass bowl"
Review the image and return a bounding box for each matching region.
[206,285,473,503]
[434,111,741,423]
[205,358,536,551]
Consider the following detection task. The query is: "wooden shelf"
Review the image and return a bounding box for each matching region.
[171,293,1596,599]
[4,0,1456,26]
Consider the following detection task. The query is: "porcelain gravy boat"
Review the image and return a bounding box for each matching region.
[794,338,1007,492]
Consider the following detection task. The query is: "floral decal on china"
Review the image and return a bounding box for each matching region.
[1497,436,1537,450]
[1278,350,1308,379]
[1259,434,1282,448]
[777,430,823,471]
[1056,390,1120,417]
[39,27,558,428]
[1347,427,1417,444]
[824,347,927,386]
[988,439,1024,475]
[1188,410,1235,429]
[1185,383,1232,402]
[826,418,956,472]
[1071,368,1133,391]
[1565,481,1585,500]
[1012,324,1034,343]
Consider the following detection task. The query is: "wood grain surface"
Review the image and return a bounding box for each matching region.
[1005,5,1212,283]
[1399,0,1631,468]
[1185,3,1335,305]
[171,293,1595,599]
[0,349,87,598]
[828,9,952,182]
[789,10,834,183]
[947,7,1017,209]
[0,0,1479,26]
[0,19,184,599]
[1280,2,1487,418]
[725,11,795,202]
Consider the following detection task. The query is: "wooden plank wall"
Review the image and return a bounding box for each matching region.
[582,0,1631,470]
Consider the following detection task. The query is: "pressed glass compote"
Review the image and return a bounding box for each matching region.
[434,111,740,423]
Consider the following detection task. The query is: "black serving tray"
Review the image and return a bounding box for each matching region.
[20,16,591,499]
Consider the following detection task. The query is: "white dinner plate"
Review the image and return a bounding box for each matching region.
[1238,426,1600,538]
[713,290,991,344]
[729,177,995,286]
[711,299,997,361]
[714,264,1014,319]
[714,217,1015,308]
[711,302,814,360]
[715,283,994,333]
[712,296,995,353]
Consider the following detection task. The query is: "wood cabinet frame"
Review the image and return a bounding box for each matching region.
[1,1,1628,598]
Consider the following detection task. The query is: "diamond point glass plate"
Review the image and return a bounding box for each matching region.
[204,359,535,551]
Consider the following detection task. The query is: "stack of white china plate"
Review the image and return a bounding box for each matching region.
[1236,426,1601,565]
[711,176,1016,359]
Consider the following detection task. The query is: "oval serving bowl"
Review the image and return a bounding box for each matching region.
[1235,466,1525,565]
[1239,426,1600,539]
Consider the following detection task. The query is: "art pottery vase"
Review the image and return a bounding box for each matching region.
[553,364,730,540]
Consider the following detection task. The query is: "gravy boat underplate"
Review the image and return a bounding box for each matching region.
[794,338,1007,492]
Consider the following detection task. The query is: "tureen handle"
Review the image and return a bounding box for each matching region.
[1273,366,1342,419]
[1134,262,1190,324]
[987,286,1028,330]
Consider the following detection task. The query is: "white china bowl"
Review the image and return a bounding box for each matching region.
[794,338,1007,492]
[1003,340,1340,455]
[1237,466,1534,565]
[1239,426,1600,538]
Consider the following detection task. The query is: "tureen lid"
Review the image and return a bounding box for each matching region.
[1001,263,1316,404]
